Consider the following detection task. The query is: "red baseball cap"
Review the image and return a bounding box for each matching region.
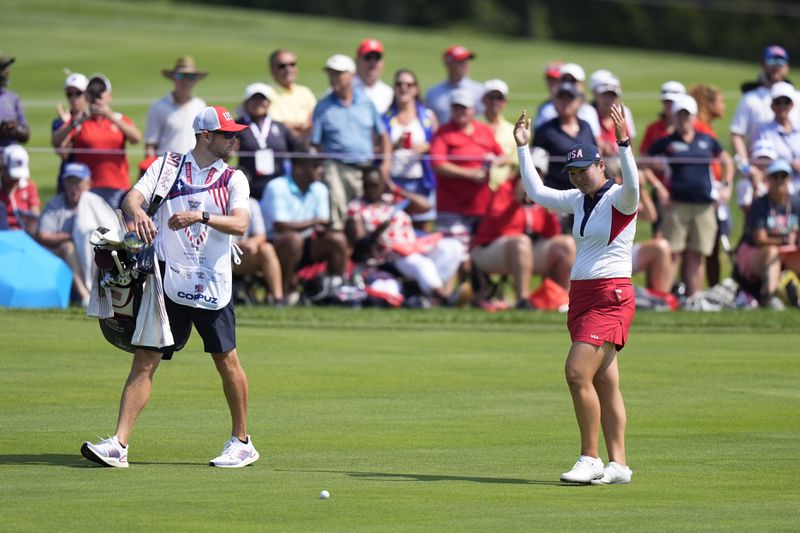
[192,105,247,133]
[357,38,384,57]
[444,45,475,63]
[544,61,564,79]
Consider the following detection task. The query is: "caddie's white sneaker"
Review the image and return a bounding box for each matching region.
[209,435,259,468]
[591,461,632,484]
[560,455,604,484]
[81,435,129,468]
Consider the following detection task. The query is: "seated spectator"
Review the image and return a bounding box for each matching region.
[236,83,299,200]
[481,79,518,190]
[532,81,596,191]
[346,167,463,305]
[646,94,734,296]
[144,56,208,157]
[51,72,89,191]
[1,144,40,232]
[0,52,30,148]
[56,74,142,208]
[425,45,485,124]
[753,82,800,194]
[735,160,800,309]
[471,169,575,310]
[354,38,393,114]
[261,151,348,299]
[232,197,284,305]
[534,63,601,139]
[430,89,506,251]
[36,162,107,306]
[268,48,316,141]
[737,138,776,213]
[384,68,438,229]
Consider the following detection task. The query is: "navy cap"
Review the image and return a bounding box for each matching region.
[61,162,91,181]
[556,81,581,98]
[564,143,601,169]
[764,45,789,64]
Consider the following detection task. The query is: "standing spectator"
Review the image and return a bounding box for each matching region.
[268,49,316,141]
[235,83,299,200]
[481,79,518,190]
[735,160,800,309]
[532,81,596,191]
[36,162,107,306]
[753,82,800,192]
[311,54,391,229]
[534,63,601,138]
[232,197,284,305]
[731,45,800,167]
[589,71,636,164]
[384,69,438,229]
[58,74,142,208]
[425,45,485,124]
[647,95,734,297]
[261,151,348,299]
[0,52,29,148]
[1,144,40,232]
[430,89,506,250]
[51,73,89,192]
[144,56,208,157]
[354,38,393,114]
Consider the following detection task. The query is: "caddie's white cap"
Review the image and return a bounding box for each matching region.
[192,106,247,133]
[2,144,30,180]
[671,94,698,116]
[483,79,509,97]
[324,54,356,73]
[450,88,475,108]
[660,80,686,101]
[770,81,796,102]
[559,63,586,82]
[243,82,277,102]
[64,73,89,92]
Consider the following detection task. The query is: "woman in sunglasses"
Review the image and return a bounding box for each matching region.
[51,72,90,192]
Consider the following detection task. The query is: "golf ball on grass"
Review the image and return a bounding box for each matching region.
[320,490,330,499]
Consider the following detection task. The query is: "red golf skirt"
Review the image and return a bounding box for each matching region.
[567,278,635,351]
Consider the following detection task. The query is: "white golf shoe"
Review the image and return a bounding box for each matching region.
[560,455,604,484]
[209,435,260,468]
[80,435,129,468]
[591,461,632,484]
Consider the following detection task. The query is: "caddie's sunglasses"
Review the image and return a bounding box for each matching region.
[277,62,297,70]
[212,130,238,140]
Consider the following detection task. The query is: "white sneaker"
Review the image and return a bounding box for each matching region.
[209,435,260,468]
[591,461,632,484]
[81,435,129,468]
[560,455,604,484]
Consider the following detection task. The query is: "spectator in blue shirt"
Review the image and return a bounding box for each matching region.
[647,94,734,296]
[261,148,349,298]
[425,45,485,125]
[312,54,391,230]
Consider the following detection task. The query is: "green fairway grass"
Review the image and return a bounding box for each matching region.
[1,307,798,531]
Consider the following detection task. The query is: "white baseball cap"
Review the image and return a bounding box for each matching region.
[531,146,550,173]
[770,81,796,102]
[559,63,586,82]
[88,73,112,94]
[324,54,356,73]
[588,69,614,93]
[483,79,509,97]
[243,82,277,102]
[671,94,698,116]
[192,106,248,134]
[451,88,475,108]
[64,73,88,92]
[750,138,778,161]
[660,80,686,101]
[2,144,30,180]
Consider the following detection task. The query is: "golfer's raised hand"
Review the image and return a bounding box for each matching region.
[133,210,158,245]
[610,103,627,141]
[514,110,531,147]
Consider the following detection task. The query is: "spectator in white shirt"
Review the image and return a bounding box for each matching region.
[353,38,393,114]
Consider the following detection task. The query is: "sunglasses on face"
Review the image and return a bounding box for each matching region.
[174,72,200,80]
[277,62,297,70]
[395,80,415,88]
[212,130,238,140]
[362,53,382,61]
[765,58,788,67]
[66,90,83,98]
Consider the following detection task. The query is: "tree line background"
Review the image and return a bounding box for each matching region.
[176,0,798,62]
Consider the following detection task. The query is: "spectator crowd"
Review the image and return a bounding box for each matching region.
[1,42,798,311]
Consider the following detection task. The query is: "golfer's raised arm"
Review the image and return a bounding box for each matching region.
[513,110,569,211]
[611,103,640,215]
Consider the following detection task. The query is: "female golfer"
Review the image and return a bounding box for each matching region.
[514,104,638,485]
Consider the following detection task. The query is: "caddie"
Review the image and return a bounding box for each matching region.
[81,106,260,468]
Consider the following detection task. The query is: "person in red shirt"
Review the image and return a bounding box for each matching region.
[430,88,506,250]
[56,74,141,208]
[1,144,40,231]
